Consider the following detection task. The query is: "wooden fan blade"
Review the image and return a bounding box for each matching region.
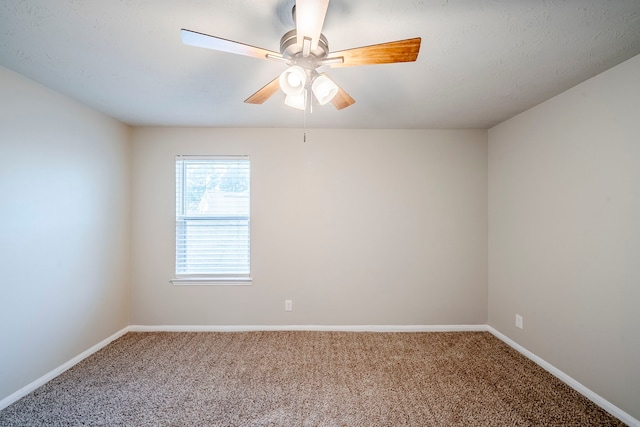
[181,29,283,61]
[295,0,329,53]
[331,85,355,110]
[327,37,421,67]
[244,77,281,104]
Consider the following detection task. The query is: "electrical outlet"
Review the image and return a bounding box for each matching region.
[285,299,293,312]
[515,314,523,329]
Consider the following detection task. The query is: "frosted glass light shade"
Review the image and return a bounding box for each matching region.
[285,92,306,110]
[279,66,307,96]
[311,73,338,105]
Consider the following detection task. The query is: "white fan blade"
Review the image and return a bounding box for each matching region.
[181,29,282,60]
[295,0,329,54]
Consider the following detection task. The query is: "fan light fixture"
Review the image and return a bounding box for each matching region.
[279,65,307,95]
[279,66,338,110]
[311,73,338,105]
[285,92,307,110]
[180,0,422,112]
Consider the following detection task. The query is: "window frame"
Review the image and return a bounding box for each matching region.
[171,155,252,286]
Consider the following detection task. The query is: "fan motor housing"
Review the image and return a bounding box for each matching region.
[280,29,329,61]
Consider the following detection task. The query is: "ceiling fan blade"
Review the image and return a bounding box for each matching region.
[181,29,283,61]
[331,85,355,110]
[244,77,281,104]
[295,0,329,54]
[327,37,421,67]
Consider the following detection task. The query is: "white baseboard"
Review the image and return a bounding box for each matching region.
[128,324,488,333]
[487,326,639,427]
[0,326,130,411]
[2,324,637,426]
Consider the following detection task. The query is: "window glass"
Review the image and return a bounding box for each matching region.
[175,156,250,278]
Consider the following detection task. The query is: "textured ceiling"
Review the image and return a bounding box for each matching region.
[1,0,639,129]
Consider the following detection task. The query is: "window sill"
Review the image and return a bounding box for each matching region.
[170,276,253,286]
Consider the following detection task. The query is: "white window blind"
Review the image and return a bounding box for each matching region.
[175,156,250,279]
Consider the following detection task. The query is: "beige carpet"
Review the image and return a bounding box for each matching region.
[0,331,625,426]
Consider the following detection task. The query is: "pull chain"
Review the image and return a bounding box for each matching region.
[303,89,307,143]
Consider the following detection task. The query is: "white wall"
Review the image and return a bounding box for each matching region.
[131,128,487,326]
[0,66,131,402]
[488,54,640,419]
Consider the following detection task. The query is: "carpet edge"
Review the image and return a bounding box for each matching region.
[127,324,488,332]
[488,326,639,427]
[0,326,131,411]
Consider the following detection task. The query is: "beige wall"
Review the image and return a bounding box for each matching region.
[488,54,640,418]
[0,66,131,402]
[130,128,488,326]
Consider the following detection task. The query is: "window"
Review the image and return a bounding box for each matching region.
[173,156,251,284]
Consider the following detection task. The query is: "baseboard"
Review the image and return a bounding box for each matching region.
[0,326,131,411]
[128,324,489,332]
[487,326,639,427]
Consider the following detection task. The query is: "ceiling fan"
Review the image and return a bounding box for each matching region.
[181,0,421,111]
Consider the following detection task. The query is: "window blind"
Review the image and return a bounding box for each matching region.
[175,156,250,276]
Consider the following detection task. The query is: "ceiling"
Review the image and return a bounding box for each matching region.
[1,1,639,129]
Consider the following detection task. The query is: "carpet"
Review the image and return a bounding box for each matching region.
[0,331,625,426]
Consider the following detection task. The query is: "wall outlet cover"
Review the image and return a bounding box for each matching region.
[515,314,523,329]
